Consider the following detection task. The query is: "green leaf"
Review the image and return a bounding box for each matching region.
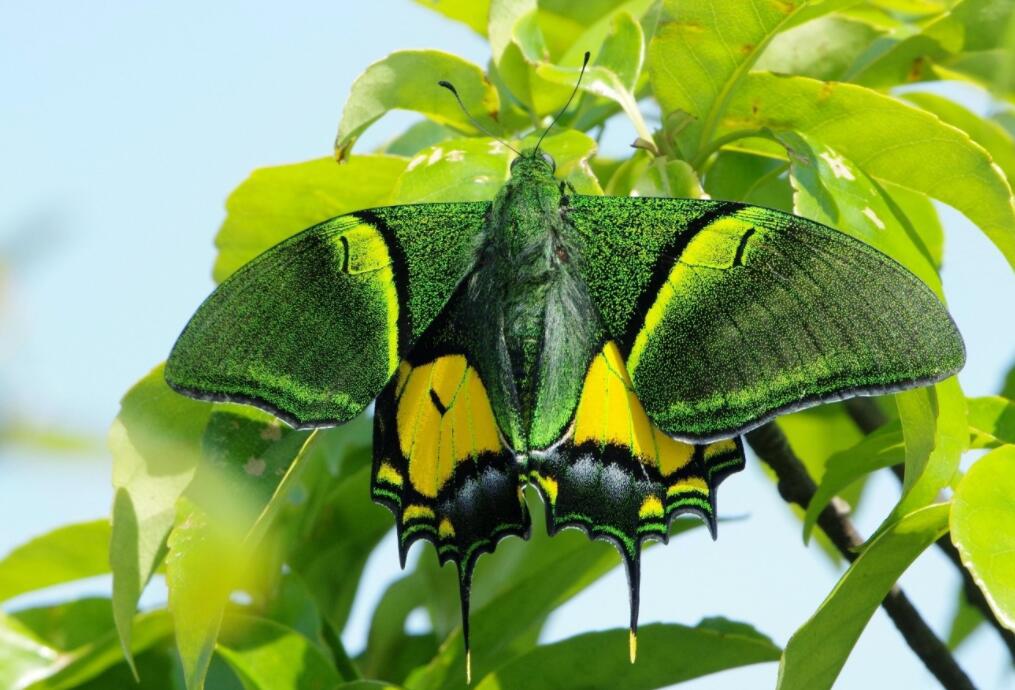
[214,615,341,690]
[165,408,340,690]
[12,598,115,652]
[473,620,780,690]
[704,151,792,211]
[109,365,213,674]
[951,445,1015,631]
[214,155,407,282]
[25,610,175,690]
[892,379,967,522]
[803,422,905,543]
[391,131,600,204]
[413,0,490,36]
[778,503,951,690]
[902,91,1015,185]
[946,585,985,650]
[381,120,456,157]
[717,73,1015,270]
[0,611,57,690]
[647,0,854,161]
[776,129,942,294]
[406,516,704,690]
[335,51,499,160]
[967,395,1015,447]
[166,499,239,690]
[756,16,883,81]
[489,0,565,116]
[0,520,111,602]
[536,12,653,142]
[336,683,407,690]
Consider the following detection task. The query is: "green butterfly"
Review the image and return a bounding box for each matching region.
[165,55,964,679]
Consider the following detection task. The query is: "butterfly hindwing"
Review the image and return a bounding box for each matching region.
[166,202,490,427]
[371,311,530,672]
[528,340,745,656]
[564,195,965,441]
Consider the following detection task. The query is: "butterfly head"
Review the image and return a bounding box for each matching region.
[510,148,556,179]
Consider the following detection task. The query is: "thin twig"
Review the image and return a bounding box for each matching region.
[746,422,976,690]
[843,398,1015,661]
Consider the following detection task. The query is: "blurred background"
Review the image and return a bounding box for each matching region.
[2,2,1013,688]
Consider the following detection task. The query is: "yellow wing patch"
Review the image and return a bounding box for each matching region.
[333,219,400,379]
[394,355,503,498]
[573,341,695,477]
[627,210,758,376]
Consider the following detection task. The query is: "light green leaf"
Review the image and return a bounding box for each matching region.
[0,612,56,690]
[536,12,652,141]
[489,0,565,116]
[756,16,883,81]
[776,130,942,294]
[392,130,600,204]
[412,0,490,36]
[214,615,341,690]
[12,598,115,653]
[335,50,499,160]
[0,520,110,602]
[903,91,1015,185]
[214,155,407,282]
[967,395,1015,448]
[550,0,658,69]
[803,422,905,543]
[166,499,238,690]
[647,0,855,161]
[778,503,951,690]
[474,620,780,690]
[951,445,1015,631]
[337,683,407,690]
[25,610,174,690]
[881,182,944,267]
[165,408,340,690]
[893,379,967,522]
[382,120,456,157]
[109,365,212,674]
[717,73,1015,270]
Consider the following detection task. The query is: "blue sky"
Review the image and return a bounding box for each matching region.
[1,2,1012,688]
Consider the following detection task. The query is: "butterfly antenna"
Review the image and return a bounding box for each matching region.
[535,51,591,152]
[438,80,520,155]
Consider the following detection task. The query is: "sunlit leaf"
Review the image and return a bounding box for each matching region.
[474,620,780,690]
[778,503,950,690]
[214,156,407,282]
[803,422,905,543]
[0,521,110,602]
[951,445,1015,631]
[946,585,985,650]
[756,16,883,81]
[902,91,1015,184]
[717,73,1015,270]
[413,0,490,36]
[777,129,942,294]
[647,0,855,161]
[967,395,1015,448]
[109,365,212,673]
[335,51,499,160]
[215,614,341,690]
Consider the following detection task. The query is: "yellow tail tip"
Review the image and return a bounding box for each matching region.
[629,630,638,663]
[466,649,472,685]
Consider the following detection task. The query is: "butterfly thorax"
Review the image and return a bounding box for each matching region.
[463,151,601,453]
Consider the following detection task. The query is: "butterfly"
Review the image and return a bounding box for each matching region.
[165,54,964,681]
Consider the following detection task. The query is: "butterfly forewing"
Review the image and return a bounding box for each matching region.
[563,195,965,441]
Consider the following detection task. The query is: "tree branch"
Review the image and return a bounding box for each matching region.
[746,422,976,690]
[843,398,1015,661]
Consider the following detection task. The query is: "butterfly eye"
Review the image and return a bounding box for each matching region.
[541,152,556,173]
